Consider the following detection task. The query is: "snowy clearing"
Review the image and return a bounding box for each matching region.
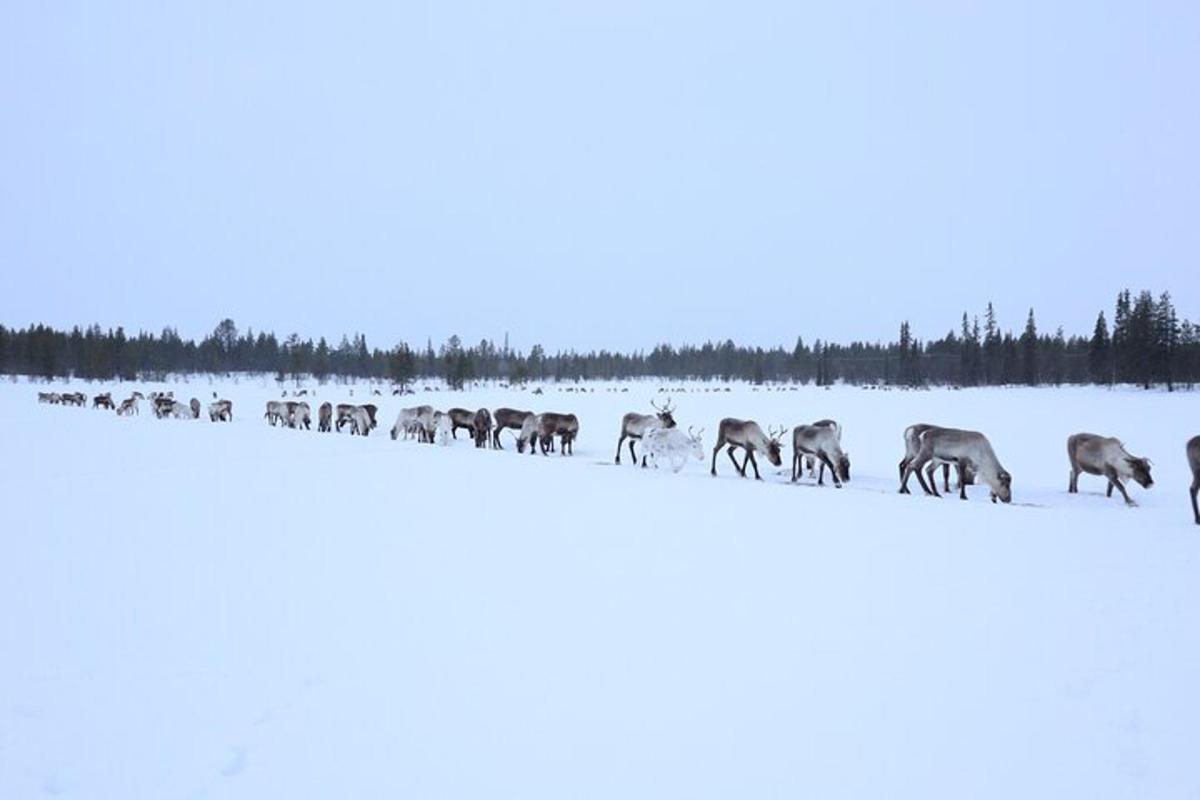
[2,378,1198,799]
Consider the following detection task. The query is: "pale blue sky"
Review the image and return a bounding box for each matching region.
[2,1,1197,351]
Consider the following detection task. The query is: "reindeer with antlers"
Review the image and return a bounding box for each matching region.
[710,419,785,480]
[643,426,706,473]
[615,398,676,466]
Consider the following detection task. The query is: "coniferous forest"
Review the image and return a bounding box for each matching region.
[2,290,1196,390]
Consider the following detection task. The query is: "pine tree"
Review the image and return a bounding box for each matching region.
[983,302,1000,385]
[1020,308,1038,385]
[1088,311,1110,385]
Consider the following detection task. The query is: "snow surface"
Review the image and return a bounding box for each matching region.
[2,377,1198,799]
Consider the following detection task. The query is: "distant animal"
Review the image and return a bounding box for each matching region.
[335,404,357,432]
[492,408,534,449]
[60,392,86,407]
[166,400,195,419]
[116,395,140,416]
[433,411,454,445]
[37,392,56,404]
[898,423,976,495]
[189,398,201,419]
[615,398,676,466]
[446,408,476,440]
[349,405,371,436]
[643,426,705,473]
[154,396,177,418]
[92,393,114,410]
[1188,436,1200,525]
[710,419,785,480]
[901,427,1011,503]
[391,405,433,441]
[791,420,850,487]
[473,408,493,448]
[318,402,333,432]
[1067,433,1153,506]
[208,399,233,422]
[361,404,378,431]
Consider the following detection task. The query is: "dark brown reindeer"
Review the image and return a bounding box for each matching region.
[791,420,850,487]
[446,408,476,440]
[92,393,115,410]
[361,403,378,431]
[1067,433,1153,506]
[537,412,579,455]
[710,419,785,480]
[901,427,1012,503]
[898,423,976,495]
[615,398,676,466]
[1188,436,1200,525]
[335,403,357,431]
[473,408,493,448]
[492,408,534,449]
[318,402,333,432]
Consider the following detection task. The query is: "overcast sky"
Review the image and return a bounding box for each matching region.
[2,1,1197,352]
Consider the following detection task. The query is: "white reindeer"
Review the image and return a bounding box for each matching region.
[643,426,705,473]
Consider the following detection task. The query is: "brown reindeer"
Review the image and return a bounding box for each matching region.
[318,402,333,432]
[208,399,233,422]
[1067,433,1153,506]
[710,419,785,480]
[899,423,976,495]
[901,427,1012,503]
[92,393,115,410]
[537,412,579,455]
[492,408,534,449]
[473,408,493,448]
[615,398,676,466]
[446,408,476,440]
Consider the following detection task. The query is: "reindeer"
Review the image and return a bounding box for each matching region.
[165,400,195,419]
[473,408,493,448]
[446,408,476,440]
[350,405,372,436]
[361,403,378,431]
[116,395,140,416]
[318,402,333,432]
[335,404,357,432]
[1067,433,1153,506]
[288,401,312,430]
[492,408,534,449]
[517,413,541,453]
[60,392,87,407]
[643,426,705,473]
[791,421,850,487]
[154,396,177,418]
[433,411,454,445]
[208,399,233,422]
[901,427,1012,503]
[1188,436,1200,525]
[537,412,579,455]
[189,398,201,419]
[898,423,976,495]
[265,400,289,426]
[390,405,432,441]
[710,419,785,480]
[92,393,115,410]
[615,398,676,466]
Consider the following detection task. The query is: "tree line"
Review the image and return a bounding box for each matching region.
[2,290,1196,390]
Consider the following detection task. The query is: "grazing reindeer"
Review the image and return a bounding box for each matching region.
[165,400,196,419]
[537,412,579,455]
[265,400,289,426]
[208,399,233,422]
[189,398,201,419]
[93,393,115,410]
[492,408,534,449]
[473,408,493,448]
[318,402,333,432]
[446,408,476,440]
[615,398,676,466]
[432,411,454,445]
[288,401,312,430]
[335,404,357,432]
[350,405,372,436]
[901,428,1012,503]
[643,426,705,473]
[1067,433,1153,506]
[116,395,140,416]
[898,423,976,495]
[710,419,785,480]
[361,403,378,431]
[391,405,433,441]
[518,413,542,453]
[791,421,850,487]
[154,396,177,418]
[1188,436,1200,525]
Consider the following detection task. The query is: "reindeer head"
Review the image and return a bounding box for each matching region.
[765,426,786,467]
[1126,456,1154,489]
[992,470,1013,504]
[651,398,677,428]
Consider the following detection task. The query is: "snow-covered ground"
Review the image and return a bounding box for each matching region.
[2,376,1197,799]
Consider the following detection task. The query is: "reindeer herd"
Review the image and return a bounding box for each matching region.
[34,387,1200,524]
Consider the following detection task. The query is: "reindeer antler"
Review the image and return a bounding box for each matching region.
[651,398,663,412]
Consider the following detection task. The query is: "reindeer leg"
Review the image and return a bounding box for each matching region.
[1105,466,1135,505]
[817,451,841,487]
[908,453,936,496]
[710,435,726,476]
[1191,480,1200,524]
[629,439,639,466]
[792,450,799,482]
[727,445,744,476]
[942,463,951,492]
[746,450,762,480]
[615,434,625,464]
[898,457,910,493]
